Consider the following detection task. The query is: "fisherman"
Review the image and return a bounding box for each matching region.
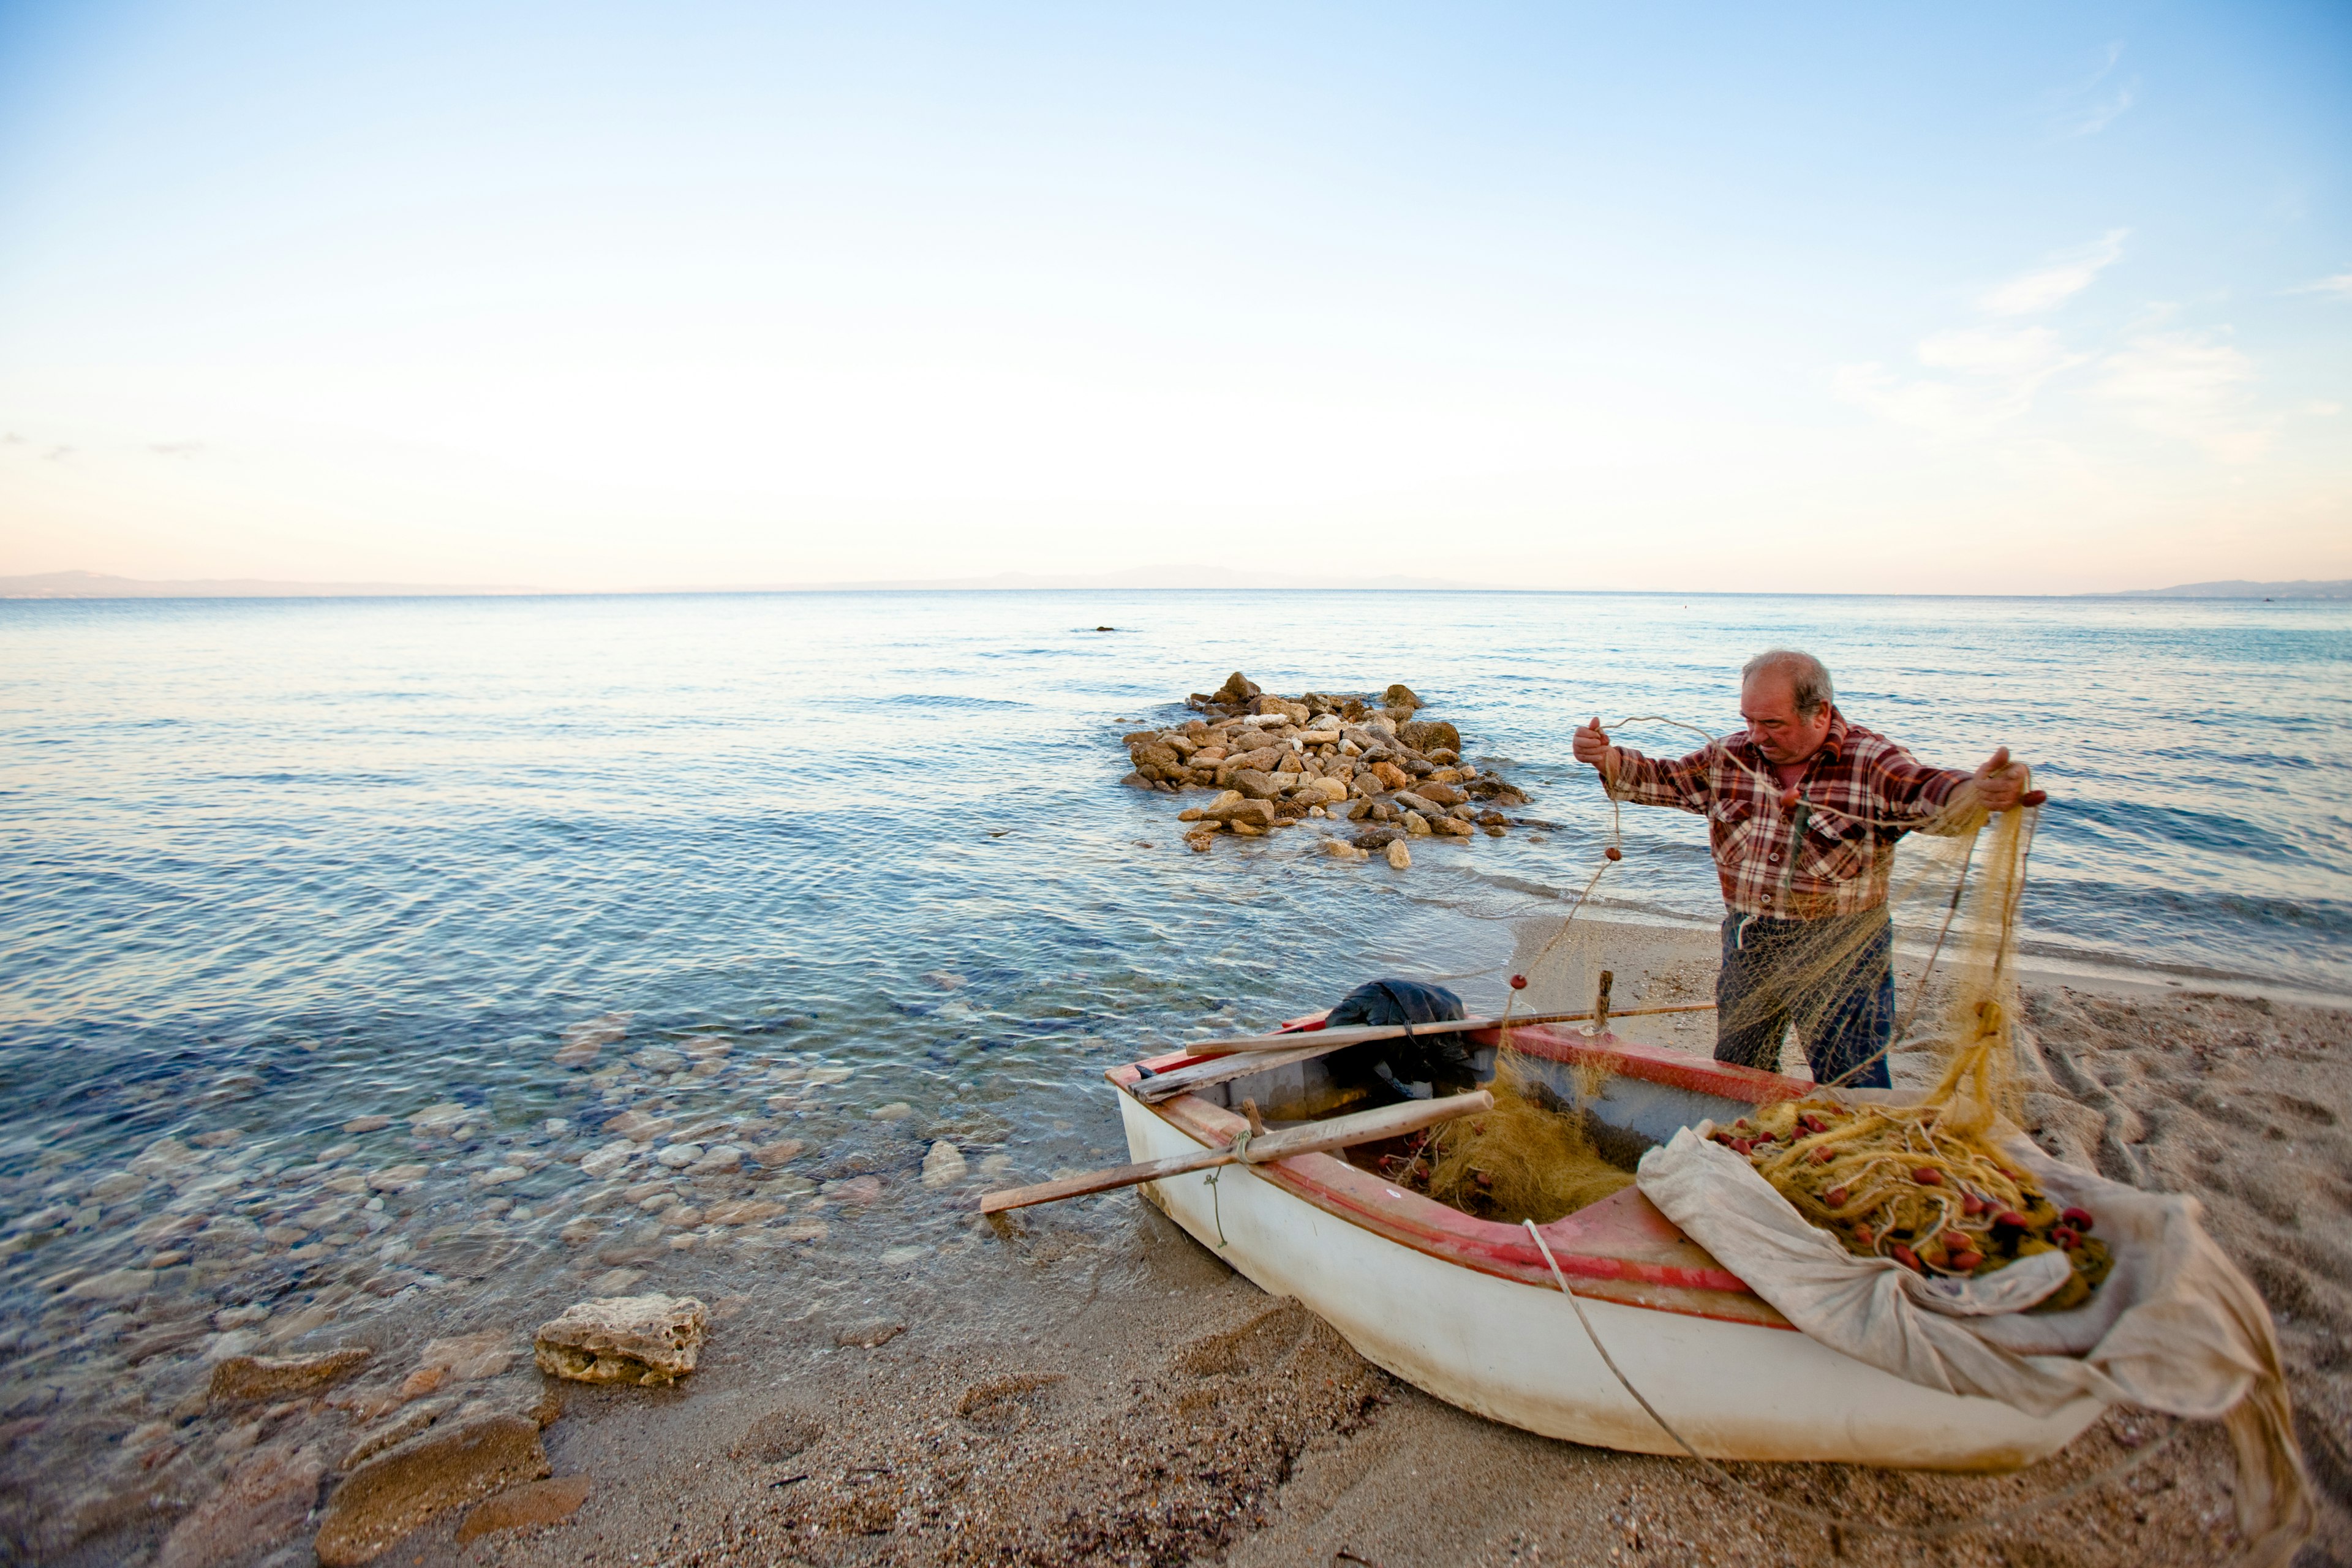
[1570,649,2027,1088]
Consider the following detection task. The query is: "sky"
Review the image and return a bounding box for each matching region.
[0,1,2346,595]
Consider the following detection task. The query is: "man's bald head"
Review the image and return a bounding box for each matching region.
[1740,649,1836,766]
[1741,649,1834,718]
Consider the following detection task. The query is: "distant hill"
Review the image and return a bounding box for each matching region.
[2115,578,2352,600]
[0,570,528,598]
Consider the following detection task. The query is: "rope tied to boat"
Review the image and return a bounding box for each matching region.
[1520,1219,2185,1547]
[1204,1126,1255,1248]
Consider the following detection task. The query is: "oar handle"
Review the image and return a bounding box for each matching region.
[978,1090,1494,1215]
[1183,1003,1716,1057]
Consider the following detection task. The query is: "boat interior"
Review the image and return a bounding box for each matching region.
[1185,1022,1768,1219]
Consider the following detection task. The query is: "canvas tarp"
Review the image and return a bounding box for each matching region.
[1637,1126,2313,1566]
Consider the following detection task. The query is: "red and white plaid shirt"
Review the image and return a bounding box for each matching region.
[1604,709,1975,919]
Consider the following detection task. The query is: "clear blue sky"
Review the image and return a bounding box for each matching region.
[1,1,2345,592]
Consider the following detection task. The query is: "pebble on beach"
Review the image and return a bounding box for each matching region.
[533,1293,708,1386]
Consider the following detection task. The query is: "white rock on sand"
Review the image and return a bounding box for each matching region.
[533,1293,707,1386]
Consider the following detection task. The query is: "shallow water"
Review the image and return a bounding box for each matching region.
[0,589,2345,1549]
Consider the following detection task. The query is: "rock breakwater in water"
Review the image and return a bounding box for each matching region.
[1121,671,1531,860]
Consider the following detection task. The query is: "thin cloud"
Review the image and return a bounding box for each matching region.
[2056,87,2134,138]
[2046,42,2136,138]
[1833,327,2084,439]
[1978,230,2128,317]
[2093,331,2271,462]
[2290,271,2352,301]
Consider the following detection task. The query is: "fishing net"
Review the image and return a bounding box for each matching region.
[1427,712,2101,1302]
[1414,1052,1633,1225]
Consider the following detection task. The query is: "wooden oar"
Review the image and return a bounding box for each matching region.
[1129,1002,1721,1106]
[978,1090,1494,1215]
[1180,1003,1719,1058]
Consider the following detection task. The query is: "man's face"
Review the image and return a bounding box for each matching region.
[1740,675,1833,765]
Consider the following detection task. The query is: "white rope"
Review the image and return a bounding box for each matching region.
[1518,1219,2181,1544]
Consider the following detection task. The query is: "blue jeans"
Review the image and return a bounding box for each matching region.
[1714,908,1893,1088]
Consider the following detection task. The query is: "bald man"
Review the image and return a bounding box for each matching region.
[1572,649,2026,1088]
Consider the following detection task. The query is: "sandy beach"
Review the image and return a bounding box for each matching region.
[47,918,2335,1568]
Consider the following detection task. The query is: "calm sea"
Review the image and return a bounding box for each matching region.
[0,590,2343,1468]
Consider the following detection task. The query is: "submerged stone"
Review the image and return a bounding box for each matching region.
[209,1345,372,1403]
[313,1414,549,1566]
[158,1441,326,1568]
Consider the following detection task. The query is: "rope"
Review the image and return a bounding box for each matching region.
[1520,1219,2185,1544]
[1204,1128,1254,1248]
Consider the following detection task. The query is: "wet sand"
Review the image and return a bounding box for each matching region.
[18,922,2351,1568]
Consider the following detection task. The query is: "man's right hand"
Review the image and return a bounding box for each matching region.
[1572,716,1616,772]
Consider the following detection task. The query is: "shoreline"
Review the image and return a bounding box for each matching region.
[3,895,2346,1566]
[480,972,2352,1567]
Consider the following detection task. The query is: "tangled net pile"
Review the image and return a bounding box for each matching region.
[1422,715,2103,1304]
[1402,1054,1632,1226]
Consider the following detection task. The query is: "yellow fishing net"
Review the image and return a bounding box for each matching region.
[1417,1053,1632,1225]
[1426,715,2106,1303]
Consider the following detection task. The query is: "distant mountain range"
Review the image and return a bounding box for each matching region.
[0,570,529,598]
[2113,578,2352,600]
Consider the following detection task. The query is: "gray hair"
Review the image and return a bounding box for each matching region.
[1741,649,1834,717]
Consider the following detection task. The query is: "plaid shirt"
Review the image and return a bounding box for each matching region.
[1604,709,1973,919]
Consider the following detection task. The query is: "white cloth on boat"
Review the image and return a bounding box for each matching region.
[1637,1126,2313,1567]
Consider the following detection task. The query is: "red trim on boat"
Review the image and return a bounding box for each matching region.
[1114,1023,1817,1329]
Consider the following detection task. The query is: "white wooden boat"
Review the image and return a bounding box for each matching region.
[1112,1017,2105,1470]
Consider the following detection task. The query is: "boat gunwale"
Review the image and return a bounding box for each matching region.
[1110,1019,1819,1328]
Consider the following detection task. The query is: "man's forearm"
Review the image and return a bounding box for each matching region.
[1600,747,1706,812]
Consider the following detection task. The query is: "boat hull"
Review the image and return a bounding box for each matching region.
[1117,1091,2104,1471]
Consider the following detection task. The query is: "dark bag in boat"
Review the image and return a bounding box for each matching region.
[1326,979,1477,1101]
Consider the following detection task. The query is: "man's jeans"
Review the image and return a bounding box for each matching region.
[1714,908,1894,1089]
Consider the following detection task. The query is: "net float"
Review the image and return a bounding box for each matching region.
[2022,789,2048,807]
[1604,845,1623,861]
[1890,1244,1922,1272]
[1510,974,1528,990]
[1960,1191,1986,1216]
[1824,1186,1850,1207]
[2053,1226,2080,1249]
[1912,1167,1943,1186]
[1852,1224,1874,1246]
[2061,1206,2094,1231]
[1994,1210,2029,1232]
[1948,1248,1984,1272]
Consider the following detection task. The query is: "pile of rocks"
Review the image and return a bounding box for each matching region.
[1121,672,1530,863]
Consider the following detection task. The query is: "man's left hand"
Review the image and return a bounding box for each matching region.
[1973,747,2028,812]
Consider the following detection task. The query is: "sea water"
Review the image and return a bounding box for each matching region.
[0,589,2344,1535]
